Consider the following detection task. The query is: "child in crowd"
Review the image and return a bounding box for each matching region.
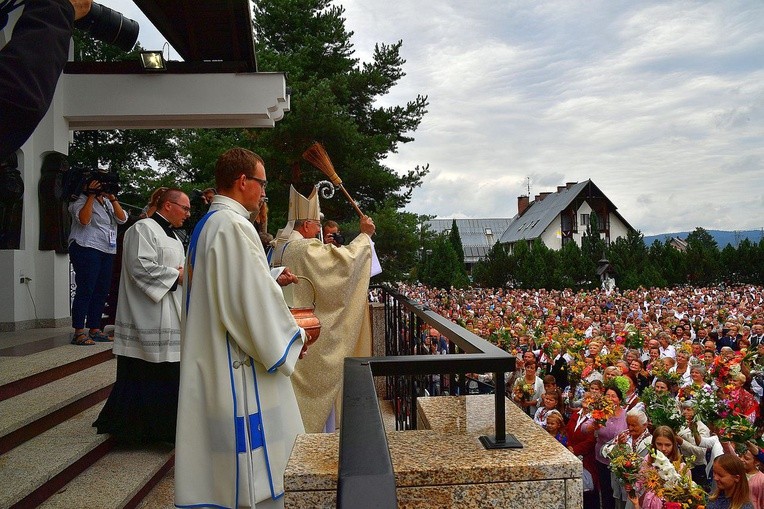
[544,410,567,446]
[708,453,754,509]
[534,389,563,427]
[636,426,684,509]
[740,448,764,509]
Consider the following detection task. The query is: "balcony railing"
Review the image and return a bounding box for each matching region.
[337,285,518,508]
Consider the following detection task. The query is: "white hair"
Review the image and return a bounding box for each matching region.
[626,407,648,425]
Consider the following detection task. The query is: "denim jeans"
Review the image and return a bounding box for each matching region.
[69,242,114,330]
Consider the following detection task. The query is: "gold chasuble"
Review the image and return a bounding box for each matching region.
[280,233,372,433]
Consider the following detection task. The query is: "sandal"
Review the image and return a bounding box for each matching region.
[71,332,95,346]
[89,330,113,343]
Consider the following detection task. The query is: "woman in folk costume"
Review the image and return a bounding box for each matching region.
[566,395,600,509]
[602,405,652,509]
[272,185,375,433]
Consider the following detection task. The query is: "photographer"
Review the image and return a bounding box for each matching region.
[322,219,344,247]
[68,175,127,345]
[0,0,92,158]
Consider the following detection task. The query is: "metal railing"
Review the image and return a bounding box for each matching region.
[337,286,518,508]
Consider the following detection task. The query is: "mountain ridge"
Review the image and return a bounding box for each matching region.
[643,229,764,248]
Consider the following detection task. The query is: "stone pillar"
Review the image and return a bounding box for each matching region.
[370,302,386,398]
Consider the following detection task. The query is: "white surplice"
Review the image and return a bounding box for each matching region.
[112,218,184,363]
[175,195,305,509]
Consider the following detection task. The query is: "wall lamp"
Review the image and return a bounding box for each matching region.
[140,50,166,71]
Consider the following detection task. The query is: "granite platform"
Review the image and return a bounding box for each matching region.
[284,394,583,508]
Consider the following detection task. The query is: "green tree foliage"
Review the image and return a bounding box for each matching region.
[418,235,469,289]
[69,1,431,279]
[581,213,607,268]
[449,220,465,265]
[464,227,764,291]
[472,241,511,288]
[553,241,588,289]
[249,0,429,226]
[365,200,427,283]
[684,227,719,285]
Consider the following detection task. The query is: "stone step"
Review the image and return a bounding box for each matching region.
[0,359,116,454]
[136,467,176,509]
[39,443,174,509]
[0,403,113,509]
[0,341,114,401]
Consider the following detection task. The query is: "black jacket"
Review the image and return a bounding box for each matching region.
[0,0,74,158]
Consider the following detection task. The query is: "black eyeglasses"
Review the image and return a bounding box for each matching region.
[243,175,267,189]
[169,201,191,213]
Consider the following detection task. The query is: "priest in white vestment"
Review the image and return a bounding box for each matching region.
[272,186,375,433]
[175,148,307,509]
[94,188,190,443]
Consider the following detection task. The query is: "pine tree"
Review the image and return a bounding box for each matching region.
[449,220,465,266]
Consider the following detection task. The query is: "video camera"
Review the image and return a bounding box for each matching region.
[64,167,121,201]
[84,169,121,196]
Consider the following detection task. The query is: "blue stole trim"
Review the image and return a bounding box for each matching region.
[267,330,302,373]
[235,412,264,453]
[250,360,281,499]
[225,335,240,509]
[185,209,219,313]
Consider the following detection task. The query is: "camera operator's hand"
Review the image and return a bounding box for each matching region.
[70,0,93,21]
[360,215,375,237]
[86,179,102,195]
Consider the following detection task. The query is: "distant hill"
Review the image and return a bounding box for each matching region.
[644,229,764,248]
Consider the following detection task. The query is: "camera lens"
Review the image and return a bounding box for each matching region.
[74,3,139,52]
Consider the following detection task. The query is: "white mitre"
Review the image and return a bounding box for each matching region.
[272,185,322,264]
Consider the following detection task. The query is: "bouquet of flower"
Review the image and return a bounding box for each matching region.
[650,359,684,388]
[583,392,616,425]
[621,324,645,350]
[513,380,535,402]
[567,354,585,388]
[638,449,706,508]
[608,444,642,497]
[651,449,707,509]
[709,355,740,387]
[565,336,588,356]
[661,475,707,509]
[715,413,758,444]
[641,387,684,431]
[601,344,626,368]
[690,384,720,425]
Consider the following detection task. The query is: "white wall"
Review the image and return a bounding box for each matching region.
[540,214,563,250]
[2,69,288,330]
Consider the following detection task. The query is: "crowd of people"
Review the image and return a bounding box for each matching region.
[400,283,764,509]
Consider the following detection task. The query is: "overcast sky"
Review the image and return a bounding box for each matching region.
[114,1,764,235]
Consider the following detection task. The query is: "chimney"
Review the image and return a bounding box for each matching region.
[517,195,529,215]
[534,194,541,202]
[540,192,552,200]
[566,181,577,189]
[557,186,566,193]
